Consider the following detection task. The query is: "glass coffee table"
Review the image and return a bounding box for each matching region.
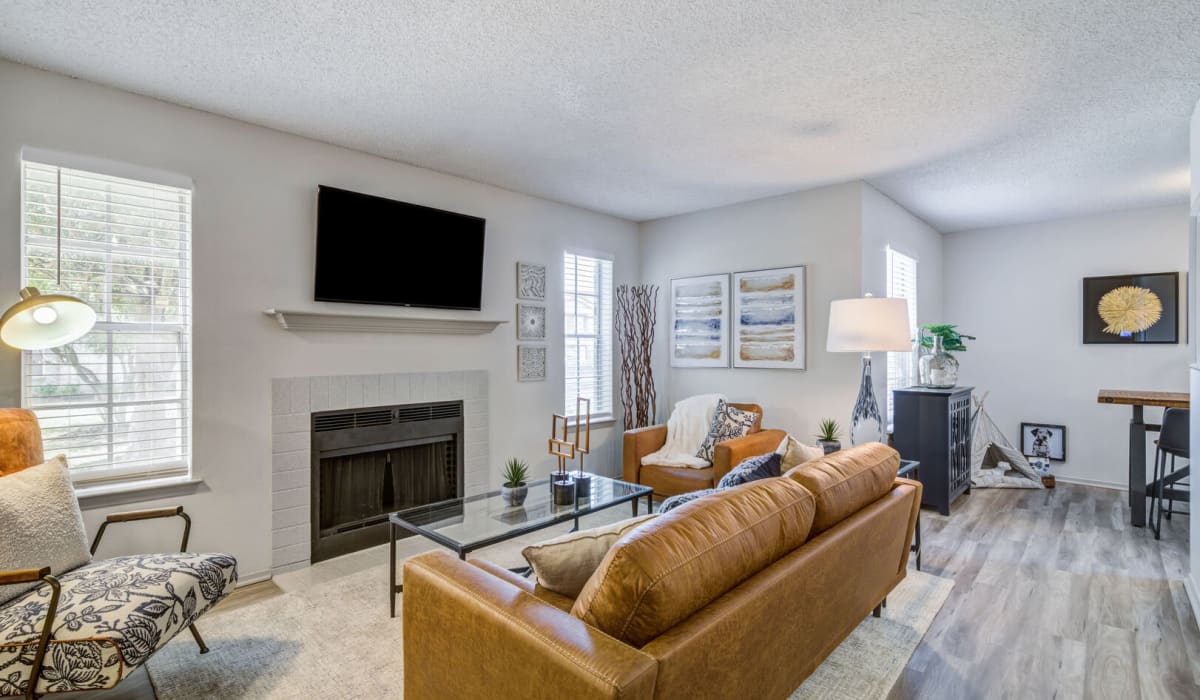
[388,473,653,616]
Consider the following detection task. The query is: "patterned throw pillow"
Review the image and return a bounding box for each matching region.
[658,488,721,514]
[717,452,782,489]
[696,400,759,462]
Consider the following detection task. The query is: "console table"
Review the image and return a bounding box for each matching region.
[893,386,973,516]
[1097,389,1189,527]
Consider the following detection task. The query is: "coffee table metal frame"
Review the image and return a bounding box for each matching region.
[388,475,653,617]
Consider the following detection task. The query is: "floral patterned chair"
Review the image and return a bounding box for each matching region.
[0,409,237,699]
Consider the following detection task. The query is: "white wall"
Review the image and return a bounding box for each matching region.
[638,182,865,440]
[944,205,1191,488]
[0,61,639,581]
[861,182,944,425]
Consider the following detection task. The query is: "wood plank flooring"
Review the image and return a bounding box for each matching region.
[79,482,1198,699]
[889,483,1200,700]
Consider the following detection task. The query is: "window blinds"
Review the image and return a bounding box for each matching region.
[885,247,918,423]
[21,160,192,485]
[563,252,614,420]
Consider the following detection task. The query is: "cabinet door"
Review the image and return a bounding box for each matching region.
[948,392,972,491]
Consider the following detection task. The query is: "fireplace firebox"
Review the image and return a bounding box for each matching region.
[311,401,464,562]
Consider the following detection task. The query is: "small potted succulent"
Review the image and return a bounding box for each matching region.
[816,419,842,454]
[500,458,529,507]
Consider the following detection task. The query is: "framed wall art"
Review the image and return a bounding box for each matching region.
[670,273,729,367]
[731,266,806,369]
[517,262,546,300]
[1020,422,1066,462]
[517,345,547,382]
[517,303,546,340]
[1082,272,1179,344]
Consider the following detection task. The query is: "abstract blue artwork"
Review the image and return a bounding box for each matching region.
[670,273,729,367]
[732,266,806,369]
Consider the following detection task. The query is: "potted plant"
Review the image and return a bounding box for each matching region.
[816,419,842,454]
[500,458,529,507]
[918,324,976,388]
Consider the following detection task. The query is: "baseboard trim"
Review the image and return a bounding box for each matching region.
[235,570,273,587]
[1051,475,1127,491]
[1185,576,1200,632]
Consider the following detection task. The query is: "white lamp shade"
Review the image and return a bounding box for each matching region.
[0,287,97,350]
[826,297,912,353]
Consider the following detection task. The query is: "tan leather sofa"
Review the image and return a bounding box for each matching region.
[623,402,787,500]
[403,443,921,700]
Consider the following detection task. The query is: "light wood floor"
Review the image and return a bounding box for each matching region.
[889,483,1199,700]
[84,482,1197,699]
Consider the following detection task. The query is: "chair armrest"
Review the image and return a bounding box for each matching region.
[403,551,657,700]
[104,505,184,522]
[0,567,50,586]
[712,429,787,483]
[623,424,667,484]
[91,506,192,556]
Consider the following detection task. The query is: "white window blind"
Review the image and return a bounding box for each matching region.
[564,252,613,420]
[885,247,918,424]
[21,159,192,485]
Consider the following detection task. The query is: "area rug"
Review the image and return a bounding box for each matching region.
[147,563,951,699]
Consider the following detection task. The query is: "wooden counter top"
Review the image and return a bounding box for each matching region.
[1097,389,1190,408]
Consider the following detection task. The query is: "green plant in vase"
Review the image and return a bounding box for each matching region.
[500,458,529,507]
[816,418,842,454]
[918,324,976,388]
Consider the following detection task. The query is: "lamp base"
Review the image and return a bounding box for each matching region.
[850,355,885,445]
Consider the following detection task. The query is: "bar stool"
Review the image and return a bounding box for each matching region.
[1150,407,1189,540]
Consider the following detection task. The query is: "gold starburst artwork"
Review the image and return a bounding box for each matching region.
[1097,286,1162,335]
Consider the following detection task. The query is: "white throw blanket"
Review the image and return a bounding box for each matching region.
[641,394,725,468]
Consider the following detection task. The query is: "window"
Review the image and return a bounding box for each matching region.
[563,252,613,421]
[885,246,918,423]
[21,158,192,486]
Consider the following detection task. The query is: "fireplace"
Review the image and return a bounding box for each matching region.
[310,401,464,562]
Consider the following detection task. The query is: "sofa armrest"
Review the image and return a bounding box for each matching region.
[404,551,657,700]
[894,477,923,574]
[623,424,667,484]
[712,429,788,483]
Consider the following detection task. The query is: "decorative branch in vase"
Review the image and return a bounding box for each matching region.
[615,284,659,428]
[918,324,975,388]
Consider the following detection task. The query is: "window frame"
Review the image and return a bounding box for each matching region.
[18,153,194,487]
[562,249,614,424]
[885,245,918,426]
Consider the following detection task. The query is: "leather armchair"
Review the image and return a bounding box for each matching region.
[623,402,787,500]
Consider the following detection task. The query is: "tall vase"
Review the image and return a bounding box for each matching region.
[919,336,959,388]
[849,354,884,445]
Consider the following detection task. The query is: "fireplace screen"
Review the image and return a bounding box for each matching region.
[318,440,457,534]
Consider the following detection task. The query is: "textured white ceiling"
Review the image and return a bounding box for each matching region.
[1,1,1197,231]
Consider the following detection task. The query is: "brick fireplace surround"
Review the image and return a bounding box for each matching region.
[270,370,488,574]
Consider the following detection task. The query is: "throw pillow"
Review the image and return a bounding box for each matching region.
[696,400,759,462]
[716,451,783,489]
[658,488,720,513]
[0,455,92,605]
[522,513,656,597]
[776,434,825,470]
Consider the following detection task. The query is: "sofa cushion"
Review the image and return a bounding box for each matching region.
[639,464,714,496]
[784,443,899,535]
[0,409,43,478]
[522,514,656,597]
[0,455,92,606]
[657,487,720,513]
[0,552,237,697]
[696,400,758,462]
[717,451,782,489]
[776,434,825,470]
[571,477,815,647]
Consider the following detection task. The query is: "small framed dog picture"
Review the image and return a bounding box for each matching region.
[1020,423,1066,462]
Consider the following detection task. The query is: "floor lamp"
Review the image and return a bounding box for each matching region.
[826,296,911,446]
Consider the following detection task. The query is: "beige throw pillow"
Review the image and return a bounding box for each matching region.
[776,434,825,470]
[0,455,92,605]
[522,514,656,598]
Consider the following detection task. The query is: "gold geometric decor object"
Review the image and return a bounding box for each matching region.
[1097,286,1163,335]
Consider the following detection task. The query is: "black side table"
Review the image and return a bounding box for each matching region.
[898,459,921,571]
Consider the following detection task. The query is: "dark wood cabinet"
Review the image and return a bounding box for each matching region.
[892,386,973,515]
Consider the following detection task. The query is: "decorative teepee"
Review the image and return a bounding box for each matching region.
[970,392,1042,489]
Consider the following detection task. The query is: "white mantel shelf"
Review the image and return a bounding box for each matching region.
[264,309,507,335]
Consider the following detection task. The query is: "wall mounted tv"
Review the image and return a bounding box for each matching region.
[314,185,486,310]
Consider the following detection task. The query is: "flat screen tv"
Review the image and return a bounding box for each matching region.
[314,186,486,310]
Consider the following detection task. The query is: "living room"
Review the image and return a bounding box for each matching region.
[0,3,1198,699]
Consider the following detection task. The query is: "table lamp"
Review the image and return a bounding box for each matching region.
[826,295,912,445]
